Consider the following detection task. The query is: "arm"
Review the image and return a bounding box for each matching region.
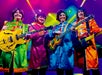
[27,23,46,39]
[90,19,102,34]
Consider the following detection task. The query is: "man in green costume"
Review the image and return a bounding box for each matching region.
[1,8,28,75]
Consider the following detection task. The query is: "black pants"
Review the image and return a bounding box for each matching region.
[4,72,22,75]
[14,72,22,75]
[83,69,100,75]
[4,72,11,75]
[29,68,47,75]
[57,69,73,75]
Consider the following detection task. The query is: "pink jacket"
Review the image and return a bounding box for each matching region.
[28,22,48,69]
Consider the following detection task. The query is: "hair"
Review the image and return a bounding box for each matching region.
[35,12,46,22]
[56,10,68,21]
[76,8,88,21]
[12,8,24,20]
[36,13,46,19]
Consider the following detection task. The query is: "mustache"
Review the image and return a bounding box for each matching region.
[14,14,22,17]
[79,14,84,16]
[39,19,45,21]
[59,17,66,19]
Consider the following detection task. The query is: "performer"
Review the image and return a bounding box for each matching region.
[74,8,102,75]
[0,50,2,71]
[26,13,48,75]
[46,10,74,75]
[1,8,28,75]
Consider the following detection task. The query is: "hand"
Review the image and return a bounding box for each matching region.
[70,26,75,31]
[25,34,31,40]
[54,31,61,35]
[39,31,45,36]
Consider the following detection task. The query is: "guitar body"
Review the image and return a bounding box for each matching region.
[48,35,61,50]
[0,30,25,52]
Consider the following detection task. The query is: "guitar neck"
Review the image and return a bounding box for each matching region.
[58,29,70,39]
[18,26,52,38]
[57,21,86,39]
[57,15,94,40]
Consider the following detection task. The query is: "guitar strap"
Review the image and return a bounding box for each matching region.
[64,22,69,32]
[81,20,91,48]
[83,20,91,71]
[86,21,90,34]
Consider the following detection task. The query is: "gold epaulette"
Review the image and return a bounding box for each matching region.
[4,21,8,25]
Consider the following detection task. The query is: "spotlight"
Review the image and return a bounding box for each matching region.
[39,9,42,12]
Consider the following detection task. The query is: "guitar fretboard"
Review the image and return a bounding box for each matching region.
[18,26,53,38]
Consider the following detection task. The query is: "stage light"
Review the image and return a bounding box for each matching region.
[65,5,77,23]
[74,73,83,75]
[26,0,36,15]
[44,13,59,26]
[39,9,42,12]
[80,0,86,7]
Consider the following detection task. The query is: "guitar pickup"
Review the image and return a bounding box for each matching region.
[3,39,6,44]
[9,36,13,42]
[16,35,19,40]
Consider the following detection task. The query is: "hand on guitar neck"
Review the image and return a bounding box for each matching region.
[85,34,94,42]
[85,30,102,42]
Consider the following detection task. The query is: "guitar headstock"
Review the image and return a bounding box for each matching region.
[75,15,94,28]
[85,15,94,22]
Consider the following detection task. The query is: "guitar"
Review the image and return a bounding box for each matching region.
[48,15,94,50]
[0,26,52,52]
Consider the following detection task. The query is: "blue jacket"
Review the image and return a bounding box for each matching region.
[46,21,74,70]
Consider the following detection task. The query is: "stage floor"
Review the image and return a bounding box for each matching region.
[0,58,102,75]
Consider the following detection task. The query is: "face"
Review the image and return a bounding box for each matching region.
[14,10,23,20]
[37,16,45,24]
[59,13,66,22]
[78,10,85,19]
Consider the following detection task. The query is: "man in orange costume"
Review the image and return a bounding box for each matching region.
[74,8,102,75]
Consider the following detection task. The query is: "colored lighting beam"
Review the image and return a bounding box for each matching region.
[80,0,86,7]
[48,13,58,22]
[67,0,86,24]
[26,0,36,15]
[68,14,76,23]
[26,0,86,27]
[44,13,59,26]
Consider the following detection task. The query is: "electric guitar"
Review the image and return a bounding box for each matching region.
[0,26,52,52]
[48,15,94,50]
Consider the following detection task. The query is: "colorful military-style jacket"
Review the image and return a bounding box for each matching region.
[28,22,48,69]
[1,19,28,72]
[75,19,102,70]
[47,21,74,70]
